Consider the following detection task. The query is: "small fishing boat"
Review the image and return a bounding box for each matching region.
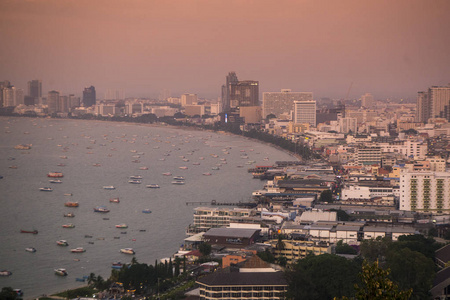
[120,248,135,255]
[146,184,160,188]
[54,268,68,276]
[62,224,75,228]
[111,262,123,269]
[172,180,185,185]
[109,198,120,203]
[94,206,110,213]
[142,209,152,213]
[64,213,75,217]
[39,187,53,192]
[115,224,128,228]
[25,247,36,253]
[49,179,62,183]
[70,247,86,253]
[20,229,38,234]
[128,179,141,184]
[0,270,12,276]
[65,202,79,207]
[103,186,115,190]
[57,240,69,246]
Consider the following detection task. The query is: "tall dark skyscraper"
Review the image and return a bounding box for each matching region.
[82,86,96,107]
[27,80,42,98]
[221,72,238,112]
[221,72,259,113]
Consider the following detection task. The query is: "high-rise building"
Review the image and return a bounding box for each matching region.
[360,93,374,108]
[47,90,60,113]
[82,86,96,107]
[28,80,42,99]
[158,89,171,102]
[400,171,450,213]
[230,80,259,108]
[221,72,259,113]
[1,86,23,107]
[68,94,80,109]
[104,89,124,101]
[416,84,450,123]
[221,72,238,112]
[263,89,313,119]
[293,100,316,126]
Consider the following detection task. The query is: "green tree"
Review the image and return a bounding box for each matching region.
[340,260,412,300]
[0,287,18,300]
[319,189,333,203]
[257,249,276,263]
[286,254,361,300]
[198,242,212,257]
[335,240,357,255]
[386,248,435,299]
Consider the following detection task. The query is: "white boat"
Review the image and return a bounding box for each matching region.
[172,180,185,185]
[103,186,115,190]
[162,172,172,176]
[146,184,160,189]
[54,268,68,276]
[128,180,142,184]
[203,172,212,176]
[173,176,185,180]
[120,248,135,255]
[25,247,36,253]
[39,187,53,192]
[179,166,188,170]
[49,179,62,183]
[129,175,142,180]
[57,240,69,246]
[71,247,86,253]
[139,166,149,170]
[64,212,75,217]
[94,206,110,213]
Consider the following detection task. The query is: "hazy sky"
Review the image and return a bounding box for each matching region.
[1,0,449,100]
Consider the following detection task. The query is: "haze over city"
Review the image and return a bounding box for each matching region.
[1,0,449,100]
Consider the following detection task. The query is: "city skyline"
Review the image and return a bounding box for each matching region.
[1,0,449,100]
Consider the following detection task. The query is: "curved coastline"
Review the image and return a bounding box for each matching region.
[1,116,298,299]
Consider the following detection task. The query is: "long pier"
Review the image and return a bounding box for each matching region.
[186,200,256,207]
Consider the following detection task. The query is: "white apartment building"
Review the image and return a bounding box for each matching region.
[379,140,427,159]
[341,185,396,200]
[188,207,256,235]
[400,171,450,214]
[355,146,382,165]
[293,100,316,127]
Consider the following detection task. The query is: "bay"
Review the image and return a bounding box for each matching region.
[0,117,294,299]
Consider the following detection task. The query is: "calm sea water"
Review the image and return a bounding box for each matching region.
[0,117,294,299]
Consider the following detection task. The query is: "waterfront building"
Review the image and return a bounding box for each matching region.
[262,89,313,119]
[47,90,60,114]
[293,100,316,126]
[27,79,42,100]
[68,94,80,109]
[400,171,450,214]
[82,86,96,107]
[187,207,258,235]
[181,93,198,106]
[221,72,259,112]
[202,227,261,249]
[185,104,205,116]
